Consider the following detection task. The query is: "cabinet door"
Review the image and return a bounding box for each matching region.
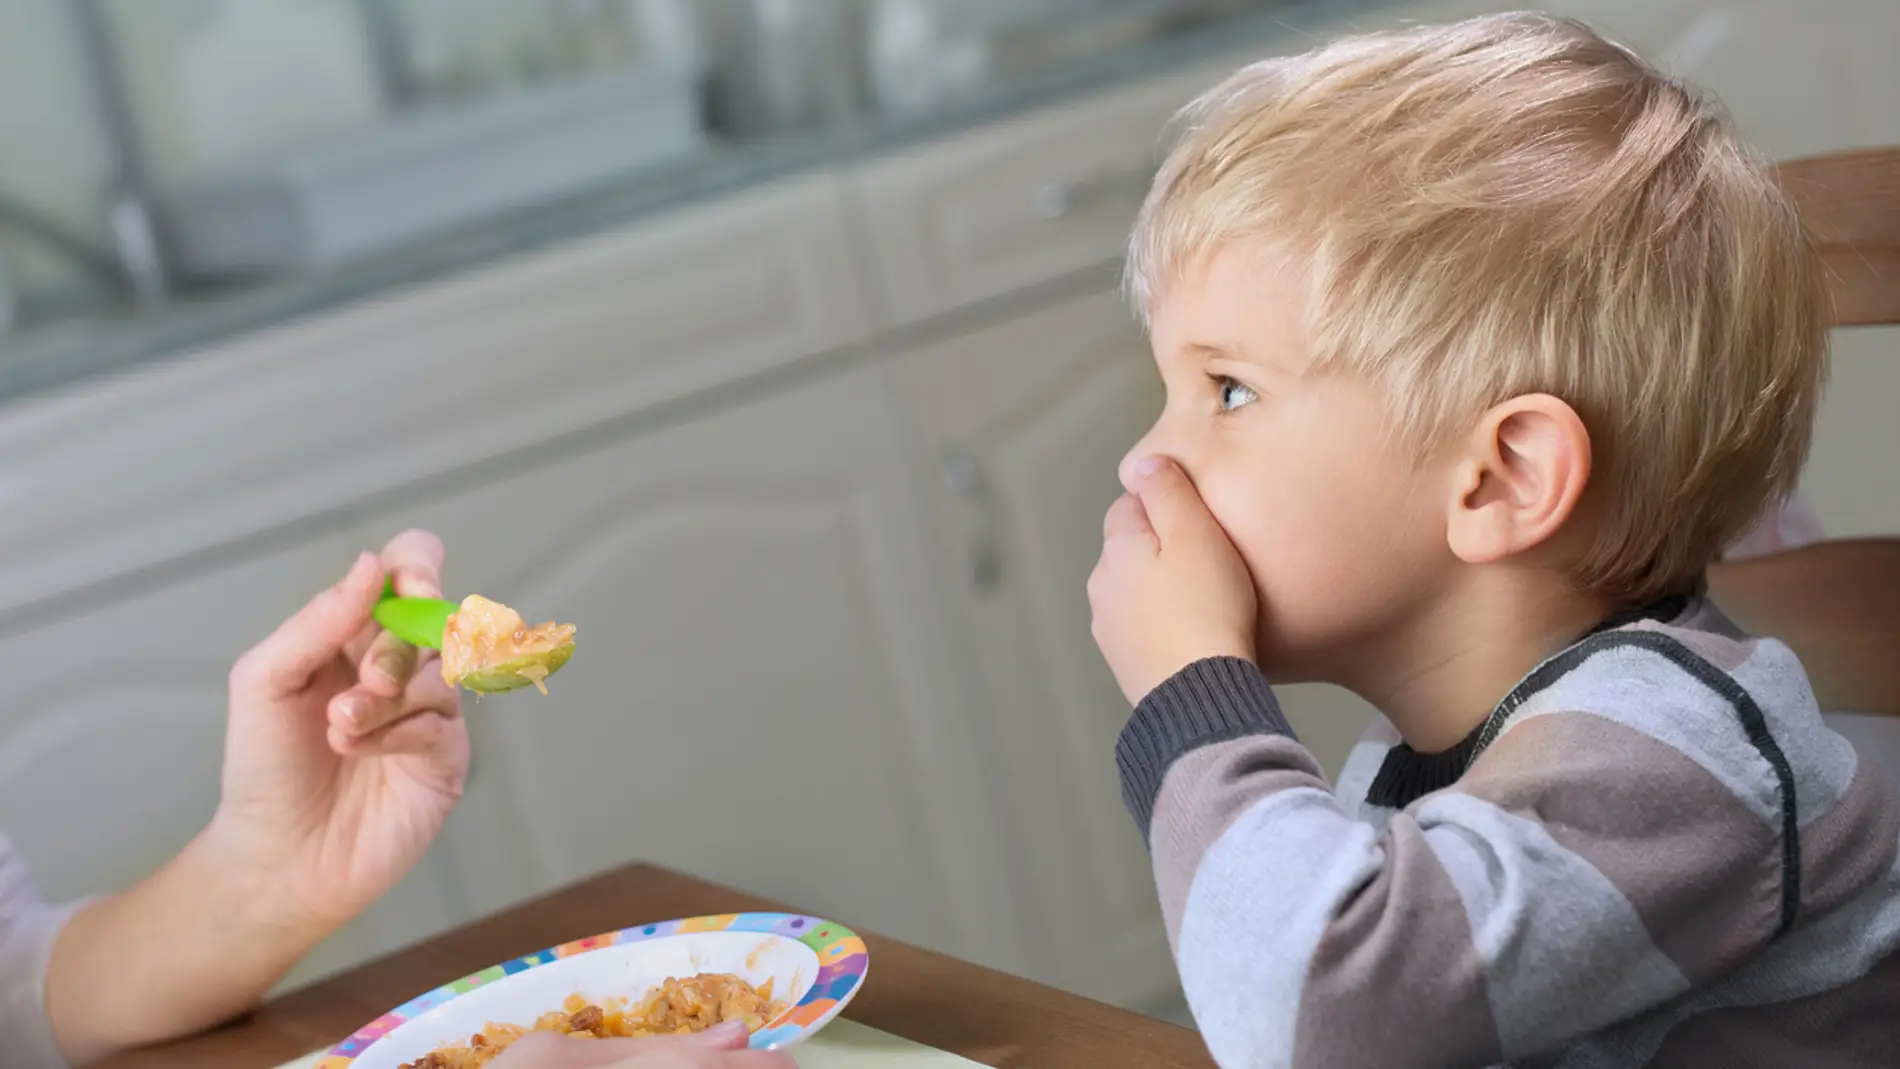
[0,533,461,990]
[359,364,1026,976]
[0,173,868,622]
[898,288,1386,1006]
[894,288,1178,1009]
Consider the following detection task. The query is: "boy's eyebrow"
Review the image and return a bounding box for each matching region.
[1191,340,1289,374]
[1184,341,1246,362]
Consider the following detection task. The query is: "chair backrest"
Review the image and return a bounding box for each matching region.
[1773,145,1900,325]
[1708,540,1900,716]
[1705,145,1900,717]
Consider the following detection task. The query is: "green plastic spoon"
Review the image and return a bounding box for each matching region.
[372,578,457,650]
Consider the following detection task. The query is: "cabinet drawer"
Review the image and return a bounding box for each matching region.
[850,63,1226,328]
[0,172,870,620]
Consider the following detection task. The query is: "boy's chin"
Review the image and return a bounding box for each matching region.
[1252,642,1319,685]
[1253,630,1360,688]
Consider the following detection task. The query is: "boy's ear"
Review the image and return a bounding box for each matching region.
[1444,394,1592,565]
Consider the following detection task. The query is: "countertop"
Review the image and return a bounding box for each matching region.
[94,862,1217,1069]
[0,0,1397,409]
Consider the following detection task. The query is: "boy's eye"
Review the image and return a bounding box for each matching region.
[1214,375,1259,413]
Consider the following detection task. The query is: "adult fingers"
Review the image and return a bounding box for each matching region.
[487,1024,753,1068]
[230,553,381,700]
[329,659,460,746]
[382,529,447,598]
[347,529,448,683]
[355,629,421,698]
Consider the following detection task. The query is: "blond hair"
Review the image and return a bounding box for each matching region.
[1128,12,1829,604]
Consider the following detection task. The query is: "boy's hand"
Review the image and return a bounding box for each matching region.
[1089,457,1258,706]
[210,529,469,934]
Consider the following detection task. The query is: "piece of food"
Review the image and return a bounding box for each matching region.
[397,974,785,1068]
[439,594,576,695]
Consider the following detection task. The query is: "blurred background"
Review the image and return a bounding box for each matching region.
[0,0,1893,1021]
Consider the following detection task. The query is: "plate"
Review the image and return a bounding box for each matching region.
[317,912,869,1067]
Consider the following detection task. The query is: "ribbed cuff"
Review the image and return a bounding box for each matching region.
[0,840,85,1069]
[1116,657,1293,838]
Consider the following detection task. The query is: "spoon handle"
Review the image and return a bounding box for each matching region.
[373,578,456,650]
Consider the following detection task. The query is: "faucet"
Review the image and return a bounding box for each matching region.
[63,0,169,307]
[0,194,128,294]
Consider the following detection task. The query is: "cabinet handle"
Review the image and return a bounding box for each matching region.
[940,449,1003,592]
[1032,163,1156,220]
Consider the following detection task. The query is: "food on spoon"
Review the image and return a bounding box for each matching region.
[439,594,576,694]
[397,974,785,1068]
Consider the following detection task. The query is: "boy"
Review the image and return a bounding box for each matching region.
[1088,12,1899,1069]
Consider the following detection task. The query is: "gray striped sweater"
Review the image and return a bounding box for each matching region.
[1116,597,1900,1068]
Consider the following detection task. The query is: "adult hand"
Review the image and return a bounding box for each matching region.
[210,528,469,932]
[1089,457,1259,705]
[47,531,471,1065]
[488,1024,797,1068]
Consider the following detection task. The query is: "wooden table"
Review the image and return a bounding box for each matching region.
[98,863,1215,1069]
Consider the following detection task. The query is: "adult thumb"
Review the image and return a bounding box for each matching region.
[488,1023,752,1067]
[233,552,382,699]
[1130,457,1216,544]
[638,1022,751,1051]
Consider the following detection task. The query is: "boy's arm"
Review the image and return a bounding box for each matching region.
[1325,713,1399,808]
[1122,655,1893,1069]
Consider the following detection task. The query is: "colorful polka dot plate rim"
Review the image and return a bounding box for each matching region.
[317,912,869,1067]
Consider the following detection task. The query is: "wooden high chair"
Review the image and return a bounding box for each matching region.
[1705,145,1900,717]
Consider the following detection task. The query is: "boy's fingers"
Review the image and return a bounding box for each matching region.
[232,553,381,698]
[1102,493,1154,540]
[1131,457,1217,544]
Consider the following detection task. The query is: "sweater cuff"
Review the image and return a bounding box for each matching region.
[1116,656,1294,838]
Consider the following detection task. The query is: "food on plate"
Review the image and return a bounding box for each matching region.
[440,594,576,694]
[397,974,785,1068]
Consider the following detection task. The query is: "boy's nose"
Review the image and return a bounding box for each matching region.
[1118,443,1150,493]
[1119,439,1181,493]
[1121,409,1197,491]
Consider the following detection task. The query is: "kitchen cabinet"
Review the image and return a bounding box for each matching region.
[0,535,347,903]
[0,171,867,624]
[892,287,1178,1009]
[355,362,1030,980]
[850,61,1216,330]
